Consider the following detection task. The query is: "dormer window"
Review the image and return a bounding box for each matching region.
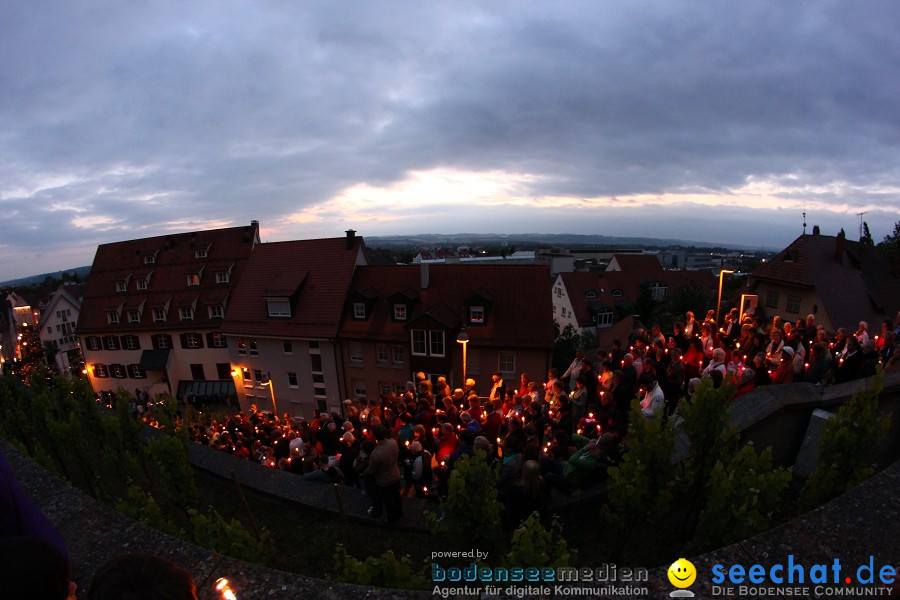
[195,248,208,259]
[128,310,141,323]
[209,304,224,319]
[144,254,156,265]
[612,289,623,297]
[107,311,119,325]
[179,307,194,321]
[353,302,366,319]
[187,273,200,287]
[137,278,148,291]
[585,290,597,299]
[469,306,485,324]
[216,271,230,284]
[116,280,128,292]
[266,298,291,318]
[394,304,407,321]
[153,308,166,322]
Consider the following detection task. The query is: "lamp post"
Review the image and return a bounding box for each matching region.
[456,328,469,388]
[264,372,278,416]
[716,269,734,326]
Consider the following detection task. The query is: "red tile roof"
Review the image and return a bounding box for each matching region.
[560,268,716,327]
[750,233,900,330]
[341,264,554,349]
[78,223,258,334]
[222,237,366,339]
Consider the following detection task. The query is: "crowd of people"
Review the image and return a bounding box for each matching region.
[189,307,900,529]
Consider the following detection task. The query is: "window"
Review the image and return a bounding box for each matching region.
[596,308,614,328]
[152,334,172,350]
[649,282,668,301]
[287,372,298,388]
[116,280,127,292]
[353,303,366,319]
[195,249,208,259]
[190,364,205,380]
[86,337,101,351]
[216,363,231,379]
[144,254,155,265]
[153,308,166,322]
[765,291,779,309]
[282,340,293,354]
[208,332,227,348]
[411,330,427,355]
[253,369,264,387]
[93,364,109,378]
[183,333,202,349]
[249,339,258,356]
[242,367,252,387]
[309,351,327,398]
[107,312,119,325]
[392,345,404,367]
[584,290,597,299]
[216,271,229,284]
[786,295,801,314]
[137,279,148,291]
[350,342,363,366]
[498,352,516,375]
[187,273,200,287]
[393,304,407,321]
[376,344,389,366]
[612,289,623,298]
[103,336,120,350]
[179,307,194,321]
[555,286,563,298]
[429,331,445,357]
[111,364,127,378]
[128,310,141,323]
[237,338,247,356]
[469,306,485,324]
[353,379,366,399]
[122,335,140,350]
[128,364,145,379]
[266,299,291,318]
[208,304,224,319]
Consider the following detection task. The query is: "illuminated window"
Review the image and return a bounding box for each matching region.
[469,306,485,324]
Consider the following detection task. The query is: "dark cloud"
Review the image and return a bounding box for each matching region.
[1,1,898,279]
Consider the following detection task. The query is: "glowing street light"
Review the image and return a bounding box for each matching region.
[456,328,469,388]
[716,269,734,326]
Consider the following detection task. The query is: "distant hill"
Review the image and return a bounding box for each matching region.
[0,266,91,288]
[365,233,764,252]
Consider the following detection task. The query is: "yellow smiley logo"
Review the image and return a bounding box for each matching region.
[667,557,697,588]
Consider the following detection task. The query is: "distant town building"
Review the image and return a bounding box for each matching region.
[38,284,82,373]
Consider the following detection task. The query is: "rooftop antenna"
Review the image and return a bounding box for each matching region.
[857,211,868,239]
[802,203,807,235]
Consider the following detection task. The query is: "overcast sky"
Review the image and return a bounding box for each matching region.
[2,1,899,281]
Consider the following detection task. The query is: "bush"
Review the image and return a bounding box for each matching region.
[504,513,574,569]
[333,544,429,589]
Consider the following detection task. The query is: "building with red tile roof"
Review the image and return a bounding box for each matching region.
[78,222,259,399]
[748,229,900,334]
[220,230,368,416]
[38,284,82,374]
[340,263,554,400]
[552,254,716,346]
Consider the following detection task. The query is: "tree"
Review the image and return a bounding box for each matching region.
[877,221,900,264]
[861,222,874,245]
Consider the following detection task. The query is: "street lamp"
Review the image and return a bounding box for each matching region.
[716,269,734,326]
[456,328,469,388]
[263,372,278,416]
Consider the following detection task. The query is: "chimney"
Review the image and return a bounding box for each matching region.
[421,262,430,290]
[835,230,845,262]
[345,229,356,250]
[812,225,820,235]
